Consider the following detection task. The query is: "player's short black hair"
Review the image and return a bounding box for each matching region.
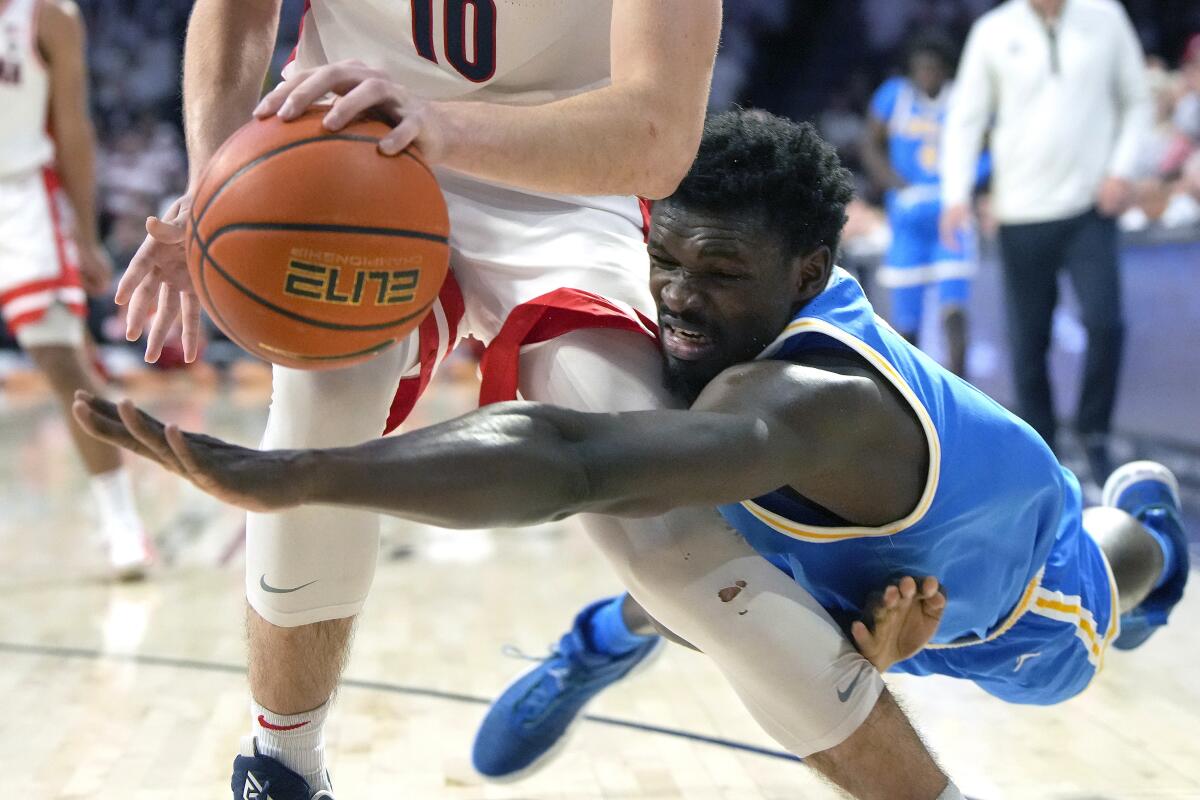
[665,109,854,258]
[905,31,957,71]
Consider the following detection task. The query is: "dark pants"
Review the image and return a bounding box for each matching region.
[997,209,1124,448]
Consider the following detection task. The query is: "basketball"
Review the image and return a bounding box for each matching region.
[185,110,450,370]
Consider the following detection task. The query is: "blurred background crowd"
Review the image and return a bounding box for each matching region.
[1,0,1198,480]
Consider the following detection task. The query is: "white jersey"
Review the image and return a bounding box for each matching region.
[0,0,54,178]
[288,0,613,105]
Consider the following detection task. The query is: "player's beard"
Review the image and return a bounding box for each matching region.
[661,356,728,407]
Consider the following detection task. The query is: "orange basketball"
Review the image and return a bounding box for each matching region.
[185,110,449,370]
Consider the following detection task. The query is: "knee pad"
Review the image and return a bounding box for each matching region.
[246,337,419,627]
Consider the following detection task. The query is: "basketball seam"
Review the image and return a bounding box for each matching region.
[190,133,422,230]
[205,222,448,245]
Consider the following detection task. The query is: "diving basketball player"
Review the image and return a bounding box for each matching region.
[114,3,953,799]
[81,112,1188,800]
[0,0,151,577]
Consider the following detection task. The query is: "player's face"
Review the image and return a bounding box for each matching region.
[649,203,804,405]
[910,52,948,97]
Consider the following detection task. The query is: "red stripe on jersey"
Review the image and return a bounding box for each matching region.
[639,198,653,243]
[383,271,466,434]
[4,301,85,334]
[40,167,79,280]
[0,275,77,305]
[284,0,312,69]
[477,288,658,406]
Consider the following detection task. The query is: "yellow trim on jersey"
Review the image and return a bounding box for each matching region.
[739,316,942,543]
[1029,589,1105,666]
[1082,540,1123,688]
[925,569,1043,650]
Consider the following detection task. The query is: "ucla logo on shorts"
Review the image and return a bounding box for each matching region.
[284,260,420,306]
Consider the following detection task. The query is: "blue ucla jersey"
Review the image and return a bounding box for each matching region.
[718,268,1084,645]
[870,76,948,188]
[870,76,990,205]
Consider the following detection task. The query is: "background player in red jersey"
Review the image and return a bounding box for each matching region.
[0,0,150,577]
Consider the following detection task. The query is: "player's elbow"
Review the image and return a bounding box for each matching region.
[631,107,703,200]
[637,136,700,200]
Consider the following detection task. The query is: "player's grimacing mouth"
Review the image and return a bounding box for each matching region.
[660,316,718,361]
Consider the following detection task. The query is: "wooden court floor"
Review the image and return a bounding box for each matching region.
[0,376,1198,799]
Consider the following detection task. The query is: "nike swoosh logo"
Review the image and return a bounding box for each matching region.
[259,575,319,594]
[837,666,867,703]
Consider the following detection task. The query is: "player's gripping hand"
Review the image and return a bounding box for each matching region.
[116,193,203,364]
[254,60,448,161]
[851,575,946,673]
[72,390,309,513]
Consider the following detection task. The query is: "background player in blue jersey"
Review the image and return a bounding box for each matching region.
[72,111,1189,800]
[861,34,984,377]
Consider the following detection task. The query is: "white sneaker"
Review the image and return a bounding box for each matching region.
[105,523,154,580]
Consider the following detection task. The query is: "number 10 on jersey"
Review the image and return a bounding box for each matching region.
[410,0,497,83]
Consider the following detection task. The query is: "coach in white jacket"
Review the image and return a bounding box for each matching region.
[940,0,1150,482]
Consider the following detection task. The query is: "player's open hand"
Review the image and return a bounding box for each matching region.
[253,60,447,161]
[851,576,946,673]
[71,391,309,513]
[116,193,203,364]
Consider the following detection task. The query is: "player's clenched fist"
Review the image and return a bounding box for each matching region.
[116,193,203,364]
[254,59,449,161]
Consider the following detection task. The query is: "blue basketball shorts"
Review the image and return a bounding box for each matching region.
[891,516,1120,705]
[878,190,974,334]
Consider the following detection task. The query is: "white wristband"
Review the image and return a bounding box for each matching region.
[936,781,966,800]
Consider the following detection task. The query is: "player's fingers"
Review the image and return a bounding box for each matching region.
[850,620,875,652]
[379,113,420,156]
[180,292,202,363]
[146,215,187,245]
[277,62,371,120]
[323,78,395,130]
[125,274,163,342]
[72,398,158,461]
[883,584,901,608]
[118,399,186,474]
[144,284,180,363]
[74,390,122,424]
[164,424,212,486]
[919,576,939,598]
[898,575,917,600]
[923,589,948,615]
[253,68,314,118]
[115,238,159,305]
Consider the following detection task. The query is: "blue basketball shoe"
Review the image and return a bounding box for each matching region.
[1102,461,1191,650]
[472,598,662,780]
[232,737,334,799]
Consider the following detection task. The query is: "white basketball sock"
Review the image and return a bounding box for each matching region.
[252,699,331,792]
[89,467,141,534]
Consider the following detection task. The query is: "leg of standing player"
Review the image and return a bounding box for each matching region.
[517,328,954,798]
[239,332,429,793]
[17,307,151,575]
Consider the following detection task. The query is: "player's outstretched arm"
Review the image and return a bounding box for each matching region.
[71,361,877,527]
[255,0,721,199]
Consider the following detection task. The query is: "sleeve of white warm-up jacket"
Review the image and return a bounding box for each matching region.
[940,20,994,208]
[1105,6,1152,179]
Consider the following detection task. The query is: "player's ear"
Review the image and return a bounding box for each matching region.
[793,246,832,305]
